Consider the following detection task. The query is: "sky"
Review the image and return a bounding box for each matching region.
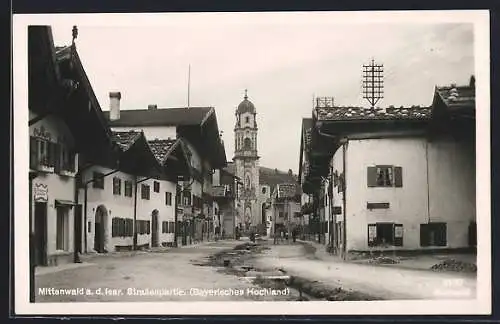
[48,13,475,174]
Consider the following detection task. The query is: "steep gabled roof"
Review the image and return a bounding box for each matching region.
[148,139,180,164]
[111,130,142,151]
[103,107,213,127]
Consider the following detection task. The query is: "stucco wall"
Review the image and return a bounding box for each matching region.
[80,166,177,252]
[330,137,475,251]
[30,114,78,262]
[427,137,476,248]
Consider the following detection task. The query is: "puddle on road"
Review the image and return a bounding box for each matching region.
[191,242,381,301]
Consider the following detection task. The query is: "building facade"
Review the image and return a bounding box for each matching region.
[104,102,227,246]
[300,77,476,256]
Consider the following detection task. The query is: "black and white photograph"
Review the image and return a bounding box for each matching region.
[13,10,490,315]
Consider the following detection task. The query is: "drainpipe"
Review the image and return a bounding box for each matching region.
[134,175,154,250]
[341,139,348,260]
[174,182,179,247]
[328,170,335,253]
[73,168,81,263]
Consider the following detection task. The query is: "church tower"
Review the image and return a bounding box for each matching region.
[233,90,260,229]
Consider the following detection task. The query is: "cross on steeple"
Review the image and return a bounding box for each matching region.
[244,89,248,100]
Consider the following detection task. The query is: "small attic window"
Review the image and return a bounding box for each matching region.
[245,116,249,123]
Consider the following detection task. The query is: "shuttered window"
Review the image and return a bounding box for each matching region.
[113,177,122,195]
[141,184,150,200]
[124,181,133,197]
[93,172,104,189]
[30,136,59,170]
[367,166,403,188]
[154,181,160,193]
[367,223,404,247]
[165,192,172,206]
[169,221,175,233]
[420,223,447,247]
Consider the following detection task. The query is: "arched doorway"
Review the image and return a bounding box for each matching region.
[151,209,159,248]
[94,205,108,253]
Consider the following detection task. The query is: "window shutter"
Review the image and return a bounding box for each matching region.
[147,221,151,234]
[30,137,38,169]
[368,224,377,247]
[112,218,116,237]
[367,166,377,187]
[394,224,403,246]
[394,167,403,187]
[47,142,54,167]
[54,144,61,173]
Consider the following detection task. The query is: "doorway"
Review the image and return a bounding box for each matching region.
[261,203,266,226]
[468,221,477,247]
[151,210,159,248]
[34,202,47,266]
[94,205,107,253]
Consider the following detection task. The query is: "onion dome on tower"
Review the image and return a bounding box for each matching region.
[237,89,256,114]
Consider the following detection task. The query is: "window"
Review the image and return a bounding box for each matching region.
[262,187,266,194]
[56,207,69,250]
[169,221,175,233]
[60,145,75,172]
[367,223,403,247]
[124,181,133,197]
[367,166,403,188]
[93,172,104,189]
[165,192,172,206]
[154,181,160,193]
[183,191,192,206]
[113,177,122,195]
[420,223,447,247]
[141,184,150,200]
[279,212,284,218]
[245,116,249,123]
[30,136,57,170]
[244,138,252,150]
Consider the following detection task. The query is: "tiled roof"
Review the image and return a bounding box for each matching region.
[259,167,300,195]
[436,85,475,110]
[104,107,213,127]
[315,106,432,121]
[225,163,300,193]
[148,139,179,163]
[111,131,142,151]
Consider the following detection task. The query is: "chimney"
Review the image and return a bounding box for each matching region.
[148,104,158,110]
[109,92,121,121]
[470,75,475,88]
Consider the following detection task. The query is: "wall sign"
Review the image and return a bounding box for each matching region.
[367,202,390,210]
[33,183,48,202]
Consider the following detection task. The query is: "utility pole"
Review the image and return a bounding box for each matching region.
[187,64,191,108]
